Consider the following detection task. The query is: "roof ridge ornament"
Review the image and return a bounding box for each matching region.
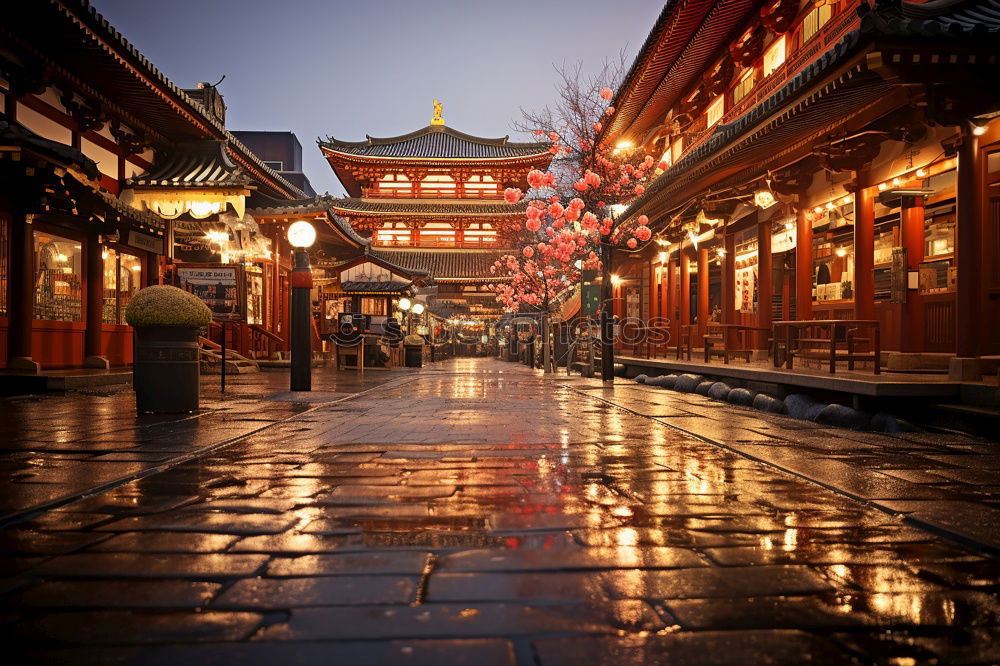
[431,99,445,125]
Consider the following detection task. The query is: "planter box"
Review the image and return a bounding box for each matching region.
[133,325,201,413]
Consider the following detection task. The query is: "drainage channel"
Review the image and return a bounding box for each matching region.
[560,382,1000,560]
[0,375,421,528]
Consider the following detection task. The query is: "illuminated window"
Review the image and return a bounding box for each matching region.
[763,36,786,78]
[705,96,725,127]
[102,248,144,324]
[33,231,83,322]
[376,173,412,195]
[801,2,832,44]
[0,215,8,317]
[732,69,756,104]
[671,137,684,163]
[421,173,456,196]
[464,174,498,196]
[660,149,672,169]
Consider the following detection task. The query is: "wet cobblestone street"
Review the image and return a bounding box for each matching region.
[3,359,1000,664]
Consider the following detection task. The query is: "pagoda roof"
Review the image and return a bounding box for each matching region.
[331,197,528,217]
[369,247,509,282]
[127,141,249,189]
[319,125,550,161]
[340,280,413,294]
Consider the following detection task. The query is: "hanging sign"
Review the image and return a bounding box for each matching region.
[890,247,907,305]
[177,265,245,321]
[127,230,162,254]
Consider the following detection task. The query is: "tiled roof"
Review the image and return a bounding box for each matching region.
[340,281,413,294]
[331,198,528,217]
[0,114,100,180]
[901,0,1000,31]
[127,140,249,188]
[320,125,550,160]
[370,248,509,281]
[245,192,368,247]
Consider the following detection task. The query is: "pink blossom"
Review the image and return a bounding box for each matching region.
[573,179,588,192]
[534,129,544,135]
[658,161,667,170]
[627,238,638,249]
[584,170,601,188]
[504,187,523,204]
[565,146,573,153]
[564,206,580,222]
[549,131,559,141]
[635,170,646,180]
[637,215,649,226]
[605,106,615,116]
[634,225,652,242]
[552,218,565,230]
[592,122,602,132]
[569,197,585,210]
[545,226,556,237]
[599,87,614,101]
[634,185,645,196]
[525,218,541,232]
[547,202,564,219]
[522,246,534,258]
[643,155,655,169]
[581,212,598,231]
[544,172,556,186]
[527,170,545,189]
[537,243,546,252]
[597,200,606,208]
[549,146,558,155]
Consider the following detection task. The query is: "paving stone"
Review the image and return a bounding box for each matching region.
[8,610,262,645]
[665,595,873,630]
[438,546,706,571]
[21,639,517,665]
[95,513,297,535]
[31,553,268,579]
[211,575,417,608]
[531,629,853,665]
[14,580,222,608]
[87,532,239,553]
[261,600,663,640]
[266,552,429,576]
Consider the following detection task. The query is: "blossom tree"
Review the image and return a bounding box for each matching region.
[490,61,662,314]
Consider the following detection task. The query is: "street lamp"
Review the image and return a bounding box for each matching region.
[287,220,315,391]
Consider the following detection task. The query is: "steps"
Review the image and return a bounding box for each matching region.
[199,347,259,374]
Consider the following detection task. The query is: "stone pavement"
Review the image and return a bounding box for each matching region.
[2,358,999,664]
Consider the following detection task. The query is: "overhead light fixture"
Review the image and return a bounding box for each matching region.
[287,220,317,248]
[877,182,888,191]
[972,121,987,136]
[411,303,425,315]
[658,251,668,264]
[754,189,777,209]
[916,168,928,178]
[785,221,794,231]
[611,274,622,286]
[398,297,412,311]
[835,247,847,257]
[892,177,902,186]
[716,248,726,258]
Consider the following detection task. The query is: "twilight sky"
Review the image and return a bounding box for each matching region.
[92,0,664,196]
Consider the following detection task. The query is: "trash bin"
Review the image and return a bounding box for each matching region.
[404,344,423,368]
[133,325,201,413]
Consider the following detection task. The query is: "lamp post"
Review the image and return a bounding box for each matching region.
[410,302,425,336]
[287,220,316,391]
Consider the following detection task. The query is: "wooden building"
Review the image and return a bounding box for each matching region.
[603,0,1000,379]
[0,0,351,371]
[319,104,553,321]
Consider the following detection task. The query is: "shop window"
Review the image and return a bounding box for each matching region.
[812,232,854,303]
[920,204,956,294]
[246,267,264,325]
[0,215,8,318]
[705,96,725,128]
[762,36,786,79]
[800,2,832,44]
[33,231,83,322]
[102,247,143,324]
[732,69,756,104]
[360,297,387,315]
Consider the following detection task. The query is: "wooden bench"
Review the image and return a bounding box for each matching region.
[773,320,880,375]
[703,323,771,364]
[676,325,696,360]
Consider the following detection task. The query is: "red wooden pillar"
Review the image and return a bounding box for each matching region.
[649,260,658,321]
[666,257,677,347]
[84,235,108,368]
[795,208,813,320]
[722,231,736,325]
[854,171,875,320]
[900,195,925,352]
[697,246,709,340]
[757,219,772,349]
[680,247,691,328]
[955,122,982,361]
[7,213,38,371]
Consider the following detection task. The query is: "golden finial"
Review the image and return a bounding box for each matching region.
[431,99,444,125]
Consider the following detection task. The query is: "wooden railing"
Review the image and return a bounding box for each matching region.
[366,187,503,199]
[373,237,498,249]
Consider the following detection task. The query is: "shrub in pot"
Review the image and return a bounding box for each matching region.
[125,285,212,414]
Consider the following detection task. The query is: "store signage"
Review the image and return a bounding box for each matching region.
[128,230,162,254]
[890,247,907,304]
[177,265,245,321]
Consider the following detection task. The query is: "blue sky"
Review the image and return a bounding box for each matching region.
[93,0,663,195]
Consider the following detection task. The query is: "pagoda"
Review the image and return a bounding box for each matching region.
[319,102,552,318]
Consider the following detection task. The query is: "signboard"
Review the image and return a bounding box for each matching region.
[581,270,600,315]
[890,247,907,305]
[128,230,162,254]
[176,265,245,321]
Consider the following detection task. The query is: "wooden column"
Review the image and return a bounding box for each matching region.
[853,170,875,320]
[83,235,108,368]
[649,260,658,321]
[900,195,925,352]
[680,247,691,327]
[757,219,773,349]
[722,231,736,325]
[795,208,813,320]
[7,212,38,371]
[955,123,982,361]
[666,257,678,346]
[697,247,709,339]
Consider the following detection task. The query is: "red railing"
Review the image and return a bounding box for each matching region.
[373,237,498,249]
[365,186,503,199]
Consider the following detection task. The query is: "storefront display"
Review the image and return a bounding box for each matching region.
[33,231,83,322]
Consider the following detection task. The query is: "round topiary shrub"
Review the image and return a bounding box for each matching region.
[125,285,212,328]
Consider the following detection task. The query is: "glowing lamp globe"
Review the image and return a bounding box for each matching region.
[287,221,316,248]
[398,297,412,311]
[411,303,425,315]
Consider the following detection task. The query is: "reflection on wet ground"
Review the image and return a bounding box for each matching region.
[2,358,999,664]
